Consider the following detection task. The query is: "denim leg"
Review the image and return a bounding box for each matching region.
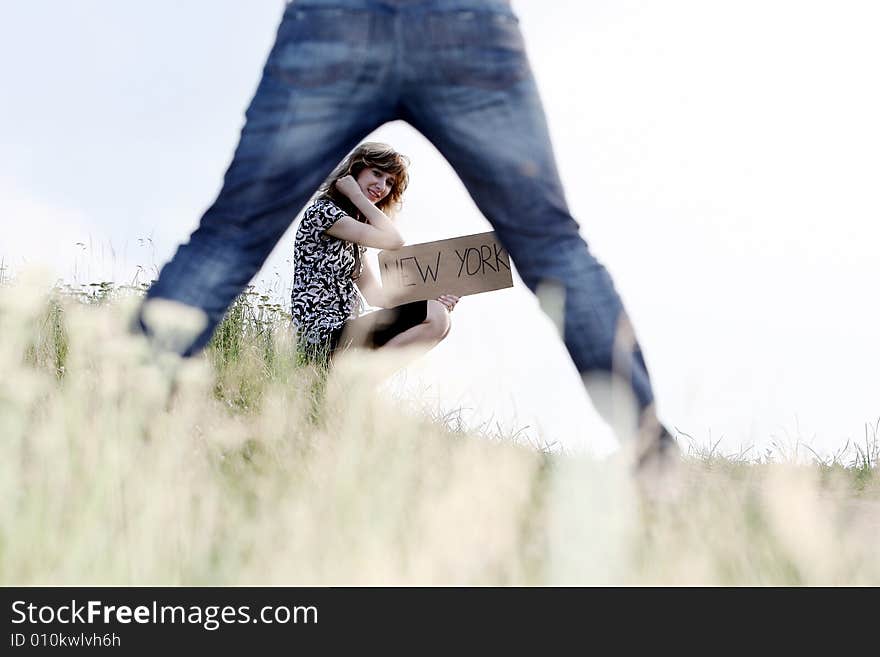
[401,11,656,417]
[142,6,391,355]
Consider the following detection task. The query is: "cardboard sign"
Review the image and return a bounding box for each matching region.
[378,231,513,305]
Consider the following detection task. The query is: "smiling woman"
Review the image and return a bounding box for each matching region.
[291,142,460,363]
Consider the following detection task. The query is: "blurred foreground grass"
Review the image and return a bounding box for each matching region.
[1,275,878,585]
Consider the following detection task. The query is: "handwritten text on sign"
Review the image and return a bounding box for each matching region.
[378,231,513,305]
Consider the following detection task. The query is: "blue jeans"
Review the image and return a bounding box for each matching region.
[142,0,659,427]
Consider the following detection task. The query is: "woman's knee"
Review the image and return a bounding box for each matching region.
[425,300,451,340]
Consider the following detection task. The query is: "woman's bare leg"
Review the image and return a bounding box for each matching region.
[379,300,450,351]
[334,300,450,360]
[331,301,451,380]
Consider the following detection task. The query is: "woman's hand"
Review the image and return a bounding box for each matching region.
[437,294,460,313]
[335,175,363,201]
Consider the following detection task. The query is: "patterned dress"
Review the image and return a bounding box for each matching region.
[291,197,366,352]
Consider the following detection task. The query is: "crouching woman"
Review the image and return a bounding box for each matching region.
[291,142,459,364]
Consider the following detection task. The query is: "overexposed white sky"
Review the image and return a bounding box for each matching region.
[2,1,879,457]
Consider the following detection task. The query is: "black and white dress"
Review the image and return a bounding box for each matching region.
[291,197,366,351]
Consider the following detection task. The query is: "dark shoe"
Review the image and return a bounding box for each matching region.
[635,425,683,500]
[636,425,680,469]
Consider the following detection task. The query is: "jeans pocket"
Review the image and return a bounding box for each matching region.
[427,10,530,89]
[267,7,372,88]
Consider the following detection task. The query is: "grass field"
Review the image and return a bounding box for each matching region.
[1,273,878,585]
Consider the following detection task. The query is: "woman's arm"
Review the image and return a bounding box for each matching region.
[355,260,391,308]
[324,176,405,250]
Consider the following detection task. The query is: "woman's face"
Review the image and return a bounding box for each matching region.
[355,166,397,205]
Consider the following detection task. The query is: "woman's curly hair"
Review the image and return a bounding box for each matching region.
[316,142,410,220]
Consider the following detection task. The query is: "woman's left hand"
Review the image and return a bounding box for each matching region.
[437,294,460,313]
